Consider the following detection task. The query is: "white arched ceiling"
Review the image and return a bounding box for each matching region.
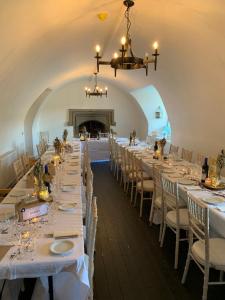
[0,0,225,156]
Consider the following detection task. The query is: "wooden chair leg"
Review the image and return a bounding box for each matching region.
[160,222,166,247]
[158,211,164,242]
[149,200,155,225]
[202,267,209,300]
[139,190,144,217]
[182,250,192,284]
[174,229,180,269]
[134,188,138,207]
[116,165,119,181]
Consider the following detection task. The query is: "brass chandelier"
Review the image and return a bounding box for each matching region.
[85,72,108,98]
[94,0,159,77]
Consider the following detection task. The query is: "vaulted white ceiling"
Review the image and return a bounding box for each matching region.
[1,0,225,155]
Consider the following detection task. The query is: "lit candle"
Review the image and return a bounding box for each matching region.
[95,45,101,54]
[121,36,126,46]
[39,188,49,201]
[22,231,30,240]
[205,178,212,186]
[114,52,118,59]
[31,217,39,223]
[153,41,159,51]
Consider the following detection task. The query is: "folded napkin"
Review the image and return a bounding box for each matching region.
[183,185,202,191]
[61,185,77,192]
[53,230,80,239]
[0,204,15,221]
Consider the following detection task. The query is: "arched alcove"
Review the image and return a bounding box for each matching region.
[131,85,171,140]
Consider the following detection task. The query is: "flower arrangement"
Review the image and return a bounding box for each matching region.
[216,149,225,179]
[53,137,62,154]
[33,160,44,188]
[157,138,167,157]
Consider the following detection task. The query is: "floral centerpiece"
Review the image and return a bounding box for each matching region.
[129,129,137,146]
[33,161,44,187]
[53,137,62,154]
[157,138,167,157]
[216,149,225,180]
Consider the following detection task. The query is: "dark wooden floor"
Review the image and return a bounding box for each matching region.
[92,162,225,300]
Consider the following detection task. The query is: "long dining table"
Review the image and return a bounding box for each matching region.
[0,141,89,300]
[116,137,225,239]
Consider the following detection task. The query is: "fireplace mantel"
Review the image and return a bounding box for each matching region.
[67,109,116,136]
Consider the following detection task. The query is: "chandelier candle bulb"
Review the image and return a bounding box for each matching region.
[153,41,158,50]
[114,52,118,59]
[121,36,126,46]
[95,45,101,54]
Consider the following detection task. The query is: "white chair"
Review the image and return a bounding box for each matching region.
[120,147,131,191]
[149,166,164,241]
[182,193,225,300]
[169,144,179,155]
[160,176,189,269]
[13,159,24,182]
[21,153,30,173]
[181,148,193,162]
[114,143,122,181]
[85,179,94,242]
[195,153,204,166]
[134,157,154,218]
[85,196,98,300]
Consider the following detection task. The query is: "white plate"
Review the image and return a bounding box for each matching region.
[58,203,76,211]
[202,197,225,205]
[50,240,74,255]
[178,179,196,185]
[10,190,26,197]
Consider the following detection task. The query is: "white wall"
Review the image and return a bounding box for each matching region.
[33,79,147,148]
[131,85,168,136]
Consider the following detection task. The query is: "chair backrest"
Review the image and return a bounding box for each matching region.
[161,176,178,211]
[86,196,98,289]
[170,144,179,155]
[21,153,30,173]
[195,153,204,166]
[182,148,193,162]
[134,157,144,185]
[13,159,24,182]
[153,165,162,198]
[86,181,94,238]
[120,146,126,170]
[36,144,41,157]
[187,193,209,260]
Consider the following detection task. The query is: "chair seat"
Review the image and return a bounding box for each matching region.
[155,195,162,208]
[166,208,189,228]
[192,238,225,270]
[128,171,150,180]
[121,165,130,173]
[116,158,122,164]
[137,180,154,192]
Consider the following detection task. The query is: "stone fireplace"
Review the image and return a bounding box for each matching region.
[67,109,116,137]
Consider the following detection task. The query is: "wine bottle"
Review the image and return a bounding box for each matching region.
[153,141,158,159]
[201,157,209,183]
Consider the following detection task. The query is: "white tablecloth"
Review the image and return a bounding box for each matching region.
[81,138,109,162]
[0,142,89,300]
[116,138,225,239]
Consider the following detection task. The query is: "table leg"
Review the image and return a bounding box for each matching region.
[0,280,6,299]
[48,276,54,300]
